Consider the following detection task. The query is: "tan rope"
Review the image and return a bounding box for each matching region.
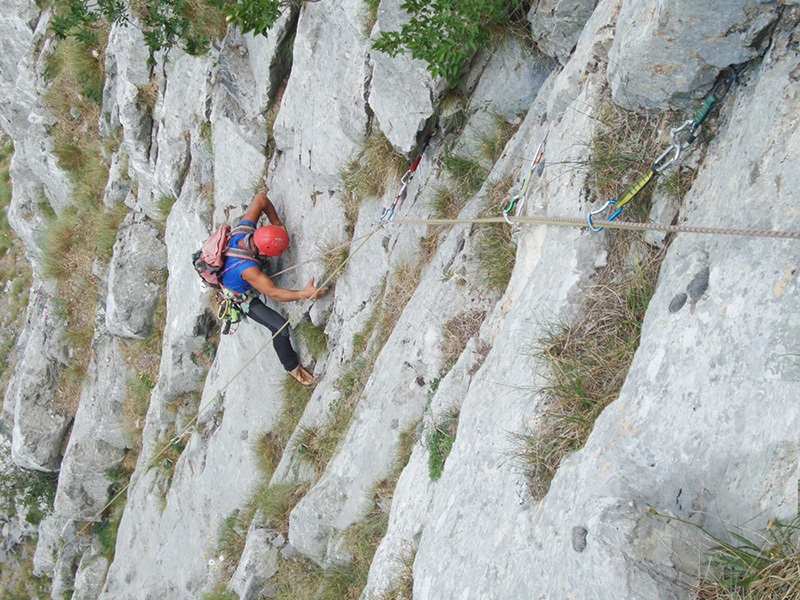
[392,215,800,240]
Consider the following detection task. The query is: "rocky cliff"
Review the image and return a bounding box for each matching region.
[1,0,799,598]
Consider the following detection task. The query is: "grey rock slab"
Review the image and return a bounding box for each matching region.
[5,287,71,472]
[528,0,600,64]
[368,0,438,154]
[105,210,167,339]
[608,0,781,110]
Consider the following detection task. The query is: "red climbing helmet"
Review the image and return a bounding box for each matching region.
[252,225,289,257]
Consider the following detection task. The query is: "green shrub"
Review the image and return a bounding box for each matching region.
[53,0,227,62]
[372,0,526,86]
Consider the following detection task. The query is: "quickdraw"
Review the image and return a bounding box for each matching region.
[503,134,547,224]
[380,128,436,225]
[588,66,739,232]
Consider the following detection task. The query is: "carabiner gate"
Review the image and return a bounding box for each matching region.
[587,199,623,232]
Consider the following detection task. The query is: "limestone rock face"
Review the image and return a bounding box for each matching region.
[1,0,799,599]
[105,211,167,339]
[608,0,782,109]
[4,288,71,472]
[528,0,599,64]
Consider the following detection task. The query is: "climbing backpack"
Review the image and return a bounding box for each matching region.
[192,223,257,289]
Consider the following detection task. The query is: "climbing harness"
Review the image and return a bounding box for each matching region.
[214,288,258,335]
[380,128,436,224]
[587,67,739,232]
[503,135,547,224]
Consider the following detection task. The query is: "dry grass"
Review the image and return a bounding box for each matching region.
[473,174,516,292]
[374,546,416,600]
[137,76,159,111]
[477,112,519,165]
[584,94,667,220]
[341,131,407,229]
[316,237,351,285]
[441,309,486,370]
[518,241,665,499]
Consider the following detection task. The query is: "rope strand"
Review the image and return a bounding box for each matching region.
[392,215,800,240]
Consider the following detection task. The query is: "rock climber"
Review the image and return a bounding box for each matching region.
[219,190,327,386]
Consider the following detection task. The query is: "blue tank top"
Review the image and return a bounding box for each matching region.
[219,220,261,293]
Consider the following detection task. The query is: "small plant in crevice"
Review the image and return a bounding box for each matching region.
[341,131,407,229]
[647,509,800,600]
[518,245,665,499]
[583,93,667,221]
[246,482,309,535]
[375,545,417,600]
[476,111,520,166]
[155,194,177,223]
[441,308,486,371]
[91,465,133,561]
[472,173,516,293]
[316,238,351,286]
[294,319,328,362]
[441,151,488,201]
[428,410,459,481]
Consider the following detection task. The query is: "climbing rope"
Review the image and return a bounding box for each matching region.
[63,223,383,548]
[392,215,800,240]
[587,65,741,231]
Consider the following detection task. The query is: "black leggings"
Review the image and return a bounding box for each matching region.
[246,297,299,372]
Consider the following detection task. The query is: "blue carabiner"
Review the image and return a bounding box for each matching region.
[587,199,623,232]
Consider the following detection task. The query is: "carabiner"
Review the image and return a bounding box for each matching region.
[379,206,395,225]
[652,139,682,174]
[587,199,623,232]
[502,137,547,224]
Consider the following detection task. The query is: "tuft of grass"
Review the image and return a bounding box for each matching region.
[427,410,459,481]
[476,112,519,165]
[91,466,132,561]
[201,584,238,600]
[441,151,488,200]
[252,430,285,479]
[317,238,351,285]
[341,131,407,229]
[363,0,380,34]
[155,194,176,222]
[647,509,800,600]
[294,319,328,362]
[374,546,416,600]
[584,94,665,221]
[246,482,309,534]
[441,309,486,370]
[661,165,697,201]
[691,516,800,599]
[214,512,248,574]
[269,554,326,600]
[136,77,159,111]
[473,174,516,293]
[519,245,664,499]
[430,184,462,220]
[278,375,314,438]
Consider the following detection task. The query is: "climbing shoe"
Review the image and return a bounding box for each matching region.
[289,365,314,387]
